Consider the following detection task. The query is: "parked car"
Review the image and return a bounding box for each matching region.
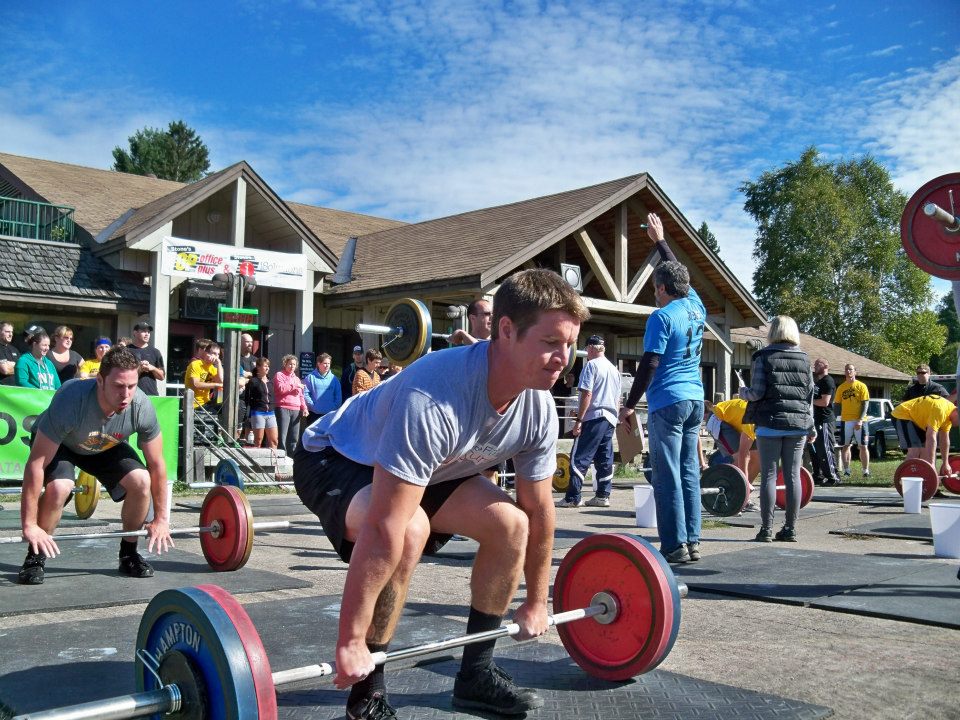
[835,398,897,459]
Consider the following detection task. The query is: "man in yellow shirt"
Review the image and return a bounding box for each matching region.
[835,363,870,480]
[705,398,759,510]
[891,395,959,476]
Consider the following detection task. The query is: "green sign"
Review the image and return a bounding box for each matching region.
[218,306,259,331]
[0,386,180,482]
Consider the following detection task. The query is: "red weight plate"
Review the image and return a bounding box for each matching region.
[944,456,960,495]
[775,467,815,510]
[900,172,960,280]
[893,458,940,502]
[553,533,675,680]
[197,584,277,719]
[200,486,252,571]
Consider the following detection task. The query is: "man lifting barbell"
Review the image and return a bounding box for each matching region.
[17,347,173,584]
[891,394,959,474]
[704,397,760,512]
[294,268,590,719]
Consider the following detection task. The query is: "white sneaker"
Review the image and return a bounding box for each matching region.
[556,498,585,508]
[863,469,871,478]
[585,496,610,507]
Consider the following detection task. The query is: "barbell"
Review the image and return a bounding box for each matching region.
[891,457,956,501]
[699,464,814,517]
[355,297,588,369]
[0,472,102,520]
[900,172,960,279]
[13,533,686,720]
[0,486,289,572]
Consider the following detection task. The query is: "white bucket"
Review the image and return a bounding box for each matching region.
[901,477,923,514]
[633,484,657,528]
[929,502,960,559]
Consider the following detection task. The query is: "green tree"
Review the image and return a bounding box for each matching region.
[112,120,210,182]
[741,147,945,371]
[929,291,960,373]
[697,221,721,256]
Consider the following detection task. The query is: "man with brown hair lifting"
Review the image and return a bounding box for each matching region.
[294,269,589,719]
[18,347,174,584]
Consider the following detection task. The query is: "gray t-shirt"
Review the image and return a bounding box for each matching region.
[301,342,558,486]
[579,355,622,426]
[35,378,161,455]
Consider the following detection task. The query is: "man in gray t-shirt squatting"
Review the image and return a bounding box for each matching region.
[17,347,174,585]
[293,269,590,719]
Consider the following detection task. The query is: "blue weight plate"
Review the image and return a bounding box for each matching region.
[214,458,244,490]
[136,586,260,720]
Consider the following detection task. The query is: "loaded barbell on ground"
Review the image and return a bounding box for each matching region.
[892,457,960,500]
[699,463,814,517]
[0,486,288,572]
[356,297,588,368]
[0,471,102,520]
[14,533,687,720]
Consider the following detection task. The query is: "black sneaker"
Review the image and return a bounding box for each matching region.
[663,545,690,564]
[754,527,773,543]
[17,550,46,585]
[774,526,798,542]
[119,553,154,578]
[453,664,543,715]
[346,692,396,720]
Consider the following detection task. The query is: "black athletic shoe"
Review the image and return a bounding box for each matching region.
[17,550,46,585]
[346,692,397,720]
[453,664,544,715]
[774,526,798,542]
[754,527,773,543]
[118,553,154,578]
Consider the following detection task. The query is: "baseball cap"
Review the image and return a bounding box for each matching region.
[353,345,363,354]
[133,321,154,331]
[95,337,112,348]
[586,334,604,346]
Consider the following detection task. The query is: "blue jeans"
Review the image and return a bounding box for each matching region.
[566,418,615,502]
[648,400,704,553]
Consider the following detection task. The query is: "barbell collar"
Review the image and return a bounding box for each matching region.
[12,685,178,720]
[271,600,613,689]
[0,520,290,545]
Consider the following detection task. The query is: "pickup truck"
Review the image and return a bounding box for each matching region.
[835,398,897,459]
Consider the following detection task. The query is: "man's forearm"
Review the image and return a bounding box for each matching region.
[576,390,592,421]
[20,464,45,529]
[521,506,555,607]
[339,525,405,642]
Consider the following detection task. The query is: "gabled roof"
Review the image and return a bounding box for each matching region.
[287,201,406,258]
[0,237,149,308]
[327,173,765,324]
[0,152,183,239]
[732,325,911,382]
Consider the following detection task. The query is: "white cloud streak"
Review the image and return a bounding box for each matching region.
[0,0,957,295]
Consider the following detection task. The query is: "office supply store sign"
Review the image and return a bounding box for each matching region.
[160,237,307,290]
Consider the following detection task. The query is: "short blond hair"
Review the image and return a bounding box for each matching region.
[767,315,800,346]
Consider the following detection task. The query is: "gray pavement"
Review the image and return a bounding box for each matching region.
[1,482,958,719]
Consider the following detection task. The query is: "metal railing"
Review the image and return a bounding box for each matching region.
[0,196,76,243]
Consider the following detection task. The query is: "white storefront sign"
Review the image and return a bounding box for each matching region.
[160,237,307,290]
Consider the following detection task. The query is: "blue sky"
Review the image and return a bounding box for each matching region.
[2,0,958,294]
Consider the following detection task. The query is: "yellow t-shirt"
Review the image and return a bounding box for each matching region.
[184,359,219,408]
[712,399,756,440]
[835,380,869,421]
[78,359,101,377]
[892,396,955,432]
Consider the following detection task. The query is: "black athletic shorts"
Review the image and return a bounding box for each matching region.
[293,445,471,563]
[32,435,145,502]
[895,418,925,450]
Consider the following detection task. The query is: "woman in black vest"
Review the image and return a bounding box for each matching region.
[739,316,815,542]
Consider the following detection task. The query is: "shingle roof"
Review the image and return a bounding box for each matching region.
[0,237,149,306]
[732,325,911,382]
[0,152,184,238]
[286,201,406,258]
[330,175,645,296]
